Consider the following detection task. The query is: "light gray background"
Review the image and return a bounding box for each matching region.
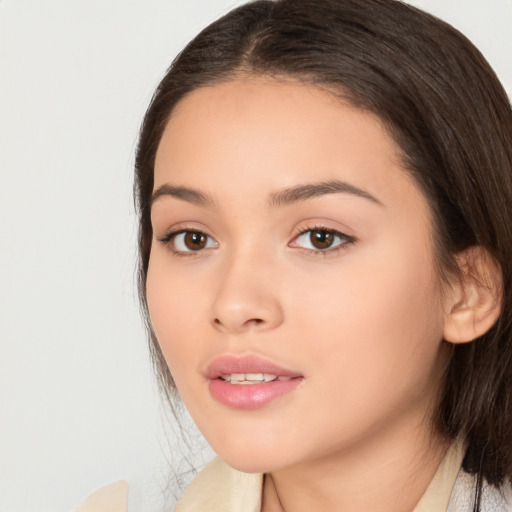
[1,1,511,511]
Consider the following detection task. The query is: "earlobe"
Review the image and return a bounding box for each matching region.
[443,246,503,344]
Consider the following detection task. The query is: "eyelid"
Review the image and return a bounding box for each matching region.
[155,221,213,243]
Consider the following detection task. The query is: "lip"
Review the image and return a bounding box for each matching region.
[206,355,303,410]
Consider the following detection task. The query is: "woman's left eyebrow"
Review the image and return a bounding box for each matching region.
[269,180,384,207]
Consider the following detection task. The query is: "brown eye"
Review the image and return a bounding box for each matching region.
[310,229,336,249]
[166,230,218,253]
[184,231,207,250]
[291,227,352,253]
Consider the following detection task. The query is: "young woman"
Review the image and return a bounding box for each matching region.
[78,0,512,510]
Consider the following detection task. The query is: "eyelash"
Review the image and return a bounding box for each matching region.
[157,226,355,257]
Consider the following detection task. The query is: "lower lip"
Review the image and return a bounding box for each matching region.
[209,378,303,410]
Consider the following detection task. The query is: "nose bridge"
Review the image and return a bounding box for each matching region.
[211,240,283,333]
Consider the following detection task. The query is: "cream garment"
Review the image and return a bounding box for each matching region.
[74,481,129,512]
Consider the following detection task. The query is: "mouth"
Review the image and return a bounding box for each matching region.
[219,373,294,384]
[206,355,303,409]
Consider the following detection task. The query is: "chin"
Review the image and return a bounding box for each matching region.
[210,435,292,474]
[191,403,304,473]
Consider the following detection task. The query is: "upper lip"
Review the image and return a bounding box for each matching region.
[206,354,302,379]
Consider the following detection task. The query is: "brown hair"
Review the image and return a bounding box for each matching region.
[135,0,512,498]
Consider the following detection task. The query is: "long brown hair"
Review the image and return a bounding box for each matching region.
[135,0,512,498]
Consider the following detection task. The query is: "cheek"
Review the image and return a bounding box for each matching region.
[145,255,209,377]
[292,237,445,401]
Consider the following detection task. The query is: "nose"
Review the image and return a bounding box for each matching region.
[211,251,284,334]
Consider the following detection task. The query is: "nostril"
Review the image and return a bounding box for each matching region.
[245,318,265,328]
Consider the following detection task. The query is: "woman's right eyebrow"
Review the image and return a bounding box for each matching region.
[151,184,213,207]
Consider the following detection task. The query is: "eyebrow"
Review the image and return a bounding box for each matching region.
[269,180,383,207]
[151,184,213,207]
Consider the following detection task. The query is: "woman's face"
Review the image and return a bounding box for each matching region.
[147,78,450,473]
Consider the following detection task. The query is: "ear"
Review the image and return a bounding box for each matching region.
[443,246,503,344]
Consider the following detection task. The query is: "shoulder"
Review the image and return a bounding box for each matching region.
[74,481,129,512]
[175,457,263,512]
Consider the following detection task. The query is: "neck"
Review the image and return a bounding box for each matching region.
[261,414,450,512]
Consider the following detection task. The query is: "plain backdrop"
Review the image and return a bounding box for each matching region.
[1,1,511,511]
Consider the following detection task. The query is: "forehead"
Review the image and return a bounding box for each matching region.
[154,77,425,215]
[159,78,393,161]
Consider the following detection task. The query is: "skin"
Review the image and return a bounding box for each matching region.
[147,78,453,512]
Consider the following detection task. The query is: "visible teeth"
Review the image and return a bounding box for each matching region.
[245,373,264,381]
[220,373,279,384]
